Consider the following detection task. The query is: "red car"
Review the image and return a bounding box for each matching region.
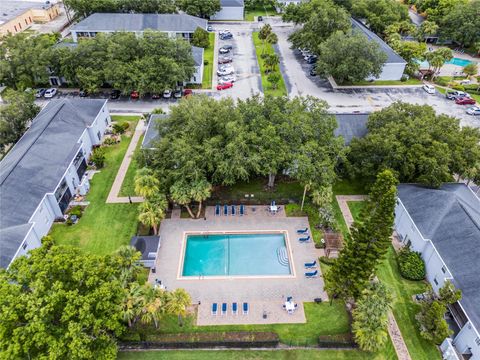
[183,89,193,97]
[217,82,233,91]
[130,90,139,99]
[455,97,476,105]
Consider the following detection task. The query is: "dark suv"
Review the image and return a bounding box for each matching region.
[110,89,121,99]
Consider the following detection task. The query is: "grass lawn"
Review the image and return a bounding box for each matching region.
[49,118,140,255]
[346,79,423,86]
[245,5,277,21]
[252,32,287,97]
[118,348,396,360]
[119,134,143,197]
[348,201,440,360]
[202,33,215,89]
[286,203,323,247]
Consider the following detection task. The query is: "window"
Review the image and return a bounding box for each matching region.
[18,23,22,30]
[22,242,27,250]
[29,16,32,23]
[476,337,480,346]
[434,277,438,286]
[97,131,101,141]
[25,19,28,25]
[14,25,17,32]
[105,118,108,126]
[441,266,446,274]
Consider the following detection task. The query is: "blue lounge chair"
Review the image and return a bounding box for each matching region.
[297,228,308,234]
[223,204,228,216]
[271,200,276,207]
[242,302,249,315]
[240,204,245,216]
[232,302,238,315]
[221,303,227,315]
[231,205,236,216]
[215,204,220,216]
[305,270,318,278]
[299,236,311,242]
[212,303,218,315]
[286,296,292,302]
[304,260,317,269]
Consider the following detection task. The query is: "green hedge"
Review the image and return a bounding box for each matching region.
[318,333,356,348]
[120,332,279,349]
[397,246,426,281]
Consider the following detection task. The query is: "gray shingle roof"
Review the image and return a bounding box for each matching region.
[192,46,204,66]
[71,13,207,33]
[221,0,245,7]
[334,113,369,144]
[142,114,167,149]
[351,18,406,64]
[130,236,160,261]
[397,183,480,331]
[0,99,106,268]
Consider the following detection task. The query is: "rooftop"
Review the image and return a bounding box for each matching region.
[130,236,160,261]
[192,46,204,66]
[397,183,480,331]
[334,113,369,145]
[351,18,406,64]
[142,114,167,149]
[0,1,54,25]
[0,99,106,268]
[220,0,245,6]
[71,13,207,33]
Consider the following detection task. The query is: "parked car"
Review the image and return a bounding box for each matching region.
[183,89,193,97]
[219,30,230,35]
[309,67,317,76]
[130,90,139,99]
[217,82,233,90]
[110,89,121,99]
[44,88,57,98]
[220,75,236,83]
[35,88,46,98]
[173,89,182,98]
[446,90,468,100]
[217,68,235,76]
[455,97,476,105]
[219,48,230,54]
[220,33,233,40]
[422,84,435,94]
[466,106,480,116]
[258,15,263,21]
[459,79,471,85]
[218,57,233,64]
[163,89,172,98]
[218,64,234,70]
[79,89,88,97]
[207,25,213,32]
[306,56,317,64]
[151,93,161,99]
[222,45,233,50]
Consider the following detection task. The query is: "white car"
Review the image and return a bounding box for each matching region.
[44,88,57,98]
[218,64,234,71]
[466,106,480,116]
[422,84,435,94]
[217,68,235,76]
[220,75,236,83]
[163,89,172,98]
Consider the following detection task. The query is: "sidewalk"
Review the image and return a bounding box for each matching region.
[106,119,145,204]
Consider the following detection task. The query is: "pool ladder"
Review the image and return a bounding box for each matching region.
[276,247,289,267]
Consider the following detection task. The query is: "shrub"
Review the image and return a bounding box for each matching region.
[318,334,355,348]
[69,205,83,218]
[103,137,118,146]
[66,218,73,226]
[203,60,209,66]
[451,84,465,91]
[90,147,106,168]
[397,246,425,280]
[319,256,335,266]
[112,121,129,134]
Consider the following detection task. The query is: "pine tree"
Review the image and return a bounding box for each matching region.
[324,170,398,300]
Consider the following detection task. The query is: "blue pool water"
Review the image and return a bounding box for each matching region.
[182,233,291,276]
[417,57,476,68]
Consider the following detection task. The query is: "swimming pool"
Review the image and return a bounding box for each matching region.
[445,58,475,67]
[181,232,292,277]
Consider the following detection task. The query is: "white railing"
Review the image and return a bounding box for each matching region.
[440,338,461,360]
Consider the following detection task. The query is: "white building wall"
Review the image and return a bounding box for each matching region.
[211,7,244,20]
[454,322,480,360]
[190,64,203,84]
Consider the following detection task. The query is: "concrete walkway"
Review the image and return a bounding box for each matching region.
[335,195,412,360]
[106,119,145,204]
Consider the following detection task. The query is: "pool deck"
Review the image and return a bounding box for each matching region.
[150,205,326,325]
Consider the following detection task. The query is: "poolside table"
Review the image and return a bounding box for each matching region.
[285,301,296,314]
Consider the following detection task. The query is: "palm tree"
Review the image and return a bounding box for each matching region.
[138,200,165,234]
[165,288,191,326]
[190,179,212,218]
[170,181,195,218]
[258,24,272,54]
[264,53,280,72]
[121,283,144,328]
[114,245,142,285]
[134,168,160,199]
[140,286,167,329]
[419,20,438,43]
[266,32,278,48]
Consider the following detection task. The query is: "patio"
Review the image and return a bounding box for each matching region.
[150,205,327,325]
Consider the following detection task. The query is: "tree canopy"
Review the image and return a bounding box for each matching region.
[351,0,409,35]
[176,0,221,18]
[348,102,480,187]
[315,31,387,84]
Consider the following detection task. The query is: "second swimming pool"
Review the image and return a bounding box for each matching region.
[182,232,292,277]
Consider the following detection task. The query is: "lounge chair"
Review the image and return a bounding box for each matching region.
[271,200,276,207]
[212,303,218,315]
[221,303,227,315]
[304,260,317,269]
[231,205,236,216]
[299,236,311,242]
[232,302,238,315]
[242,302,249,315]
[286,296,292,302]
[305,270,318,278]
[215,204,220,216]
[223,204,228,216]
[240,204,245,216]
[297,228,308,234]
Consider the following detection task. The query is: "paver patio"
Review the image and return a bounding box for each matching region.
[150,205,326,325]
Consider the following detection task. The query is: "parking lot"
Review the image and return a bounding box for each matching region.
[210,23,262,100]
[271,19,480,129]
